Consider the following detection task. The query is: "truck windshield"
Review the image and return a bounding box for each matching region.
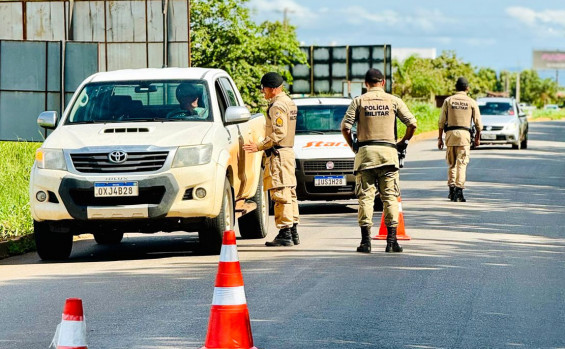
[296,105,348,134]
[478,102,514,116]
[65,80,212,124]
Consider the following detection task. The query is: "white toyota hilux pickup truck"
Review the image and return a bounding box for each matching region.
[29,68,268,260]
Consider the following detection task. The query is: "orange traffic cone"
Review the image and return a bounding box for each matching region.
[50,298,88,349]
[200,230,257,349]
[373,196,411,240]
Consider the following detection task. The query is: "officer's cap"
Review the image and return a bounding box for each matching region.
[365,68,385,84]
[261,72,284,88]
[456,77,469,91]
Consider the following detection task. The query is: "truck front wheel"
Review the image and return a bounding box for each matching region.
[34,220,73,260]
[239,172,269,239]
[198,178,234,254]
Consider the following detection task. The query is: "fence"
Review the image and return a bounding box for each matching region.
[0,0,189,141]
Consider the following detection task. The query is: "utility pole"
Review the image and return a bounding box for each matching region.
[516,72,520,103]
[162,0,169,68]
[280,7,295,30]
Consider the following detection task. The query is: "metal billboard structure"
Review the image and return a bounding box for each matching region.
[289,45,392,97]
[532,50,565,70]
[0,0,190,141]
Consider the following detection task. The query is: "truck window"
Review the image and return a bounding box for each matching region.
[218,78,239,107]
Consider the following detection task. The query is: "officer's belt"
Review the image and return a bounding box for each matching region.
[357,141,397,149]
[264,145,290,157]
[445,125,471,132]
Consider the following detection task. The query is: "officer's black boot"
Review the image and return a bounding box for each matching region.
[291,223,300,245]
[385,226,403,253]
[356,226,372,253]
[455,187,466,202]
[448,186,455,201]
[265,227,293,247]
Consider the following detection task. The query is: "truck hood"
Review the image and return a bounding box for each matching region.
[42,122,214,149]
[294,133,354,159]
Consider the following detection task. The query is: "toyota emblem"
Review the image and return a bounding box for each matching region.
[486,126,492,131]
[326,161,334,170]
[108,150,128,164]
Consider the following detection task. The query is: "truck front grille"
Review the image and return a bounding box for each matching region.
[70,151,169,173]
[303,160,354,175]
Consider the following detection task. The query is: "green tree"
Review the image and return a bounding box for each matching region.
[190,0,307,111]
[392,56,440,101]
[511,70,558,107]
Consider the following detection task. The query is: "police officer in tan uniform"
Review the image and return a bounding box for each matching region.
[341,69,417,253]
[243,72,300,247]
[438,77,482,202]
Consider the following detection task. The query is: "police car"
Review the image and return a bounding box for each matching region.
[292,97,383,209]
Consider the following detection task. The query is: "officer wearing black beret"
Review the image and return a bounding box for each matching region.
[438,77,482,202]
[243,72,300,247]
[341,69,417,253]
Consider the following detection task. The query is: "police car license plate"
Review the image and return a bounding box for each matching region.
[314,175,346,186]
[482,133,496,140]
[94,182,139,197]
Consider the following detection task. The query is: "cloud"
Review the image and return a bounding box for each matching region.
[506,6,565,36]
[247,0,318,23]
[342,6,454,33]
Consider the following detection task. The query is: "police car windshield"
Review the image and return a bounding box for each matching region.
[65,80,212,124]
[296,105,348,133]
[478,102,514,116]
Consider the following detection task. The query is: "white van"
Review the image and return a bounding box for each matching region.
[293,98,356,202]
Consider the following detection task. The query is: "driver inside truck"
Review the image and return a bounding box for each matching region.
[167,83,207,119]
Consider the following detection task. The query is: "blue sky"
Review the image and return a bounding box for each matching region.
[247,0,565,83]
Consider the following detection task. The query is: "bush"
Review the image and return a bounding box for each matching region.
[531,108,565,120]
[0,141,41,241]
[397,101,440,138]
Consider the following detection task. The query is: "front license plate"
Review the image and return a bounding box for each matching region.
[482,133,496,140]
[314,175,346,186]
[94,182,139,197]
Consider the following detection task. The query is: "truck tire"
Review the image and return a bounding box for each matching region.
[199,178,234,254]
[239,173,269,239]
[94,231,124,245]
[34,220,73,260]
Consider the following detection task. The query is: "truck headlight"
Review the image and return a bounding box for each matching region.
[172,144,213,167]
[504,123,517,131]
[35,148,67,170]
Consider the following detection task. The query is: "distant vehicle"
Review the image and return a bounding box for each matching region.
[477,97,529,149]
[292,97,383,210]
[544,104,559,110]
[518,102,536,114]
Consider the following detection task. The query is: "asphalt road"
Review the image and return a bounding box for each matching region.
[1,121,564,349]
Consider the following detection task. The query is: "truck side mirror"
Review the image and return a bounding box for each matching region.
[37,111,58,129]
[225,106,251,124]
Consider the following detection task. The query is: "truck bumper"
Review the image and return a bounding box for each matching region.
[30,162,222,222]
[295,158,356,201]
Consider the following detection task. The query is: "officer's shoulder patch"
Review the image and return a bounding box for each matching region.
[275,117,284,127]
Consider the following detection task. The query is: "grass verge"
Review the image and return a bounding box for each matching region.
[0,141,41,242]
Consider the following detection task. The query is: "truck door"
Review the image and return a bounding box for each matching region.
[215,78,251,199]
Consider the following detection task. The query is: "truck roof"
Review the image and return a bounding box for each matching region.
[86,67,227,83]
